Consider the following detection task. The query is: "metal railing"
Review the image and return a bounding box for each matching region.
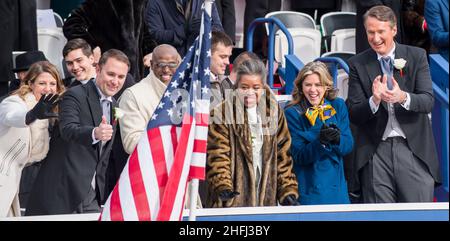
[314,57,350,88]
[246,17,294,91]
[429,54,449,201]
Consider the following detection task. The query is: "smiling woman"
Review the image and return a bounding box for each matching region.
[235,59,266,108]
[0,61,65,217]
[206,58,299,208]
[284,61,353,205]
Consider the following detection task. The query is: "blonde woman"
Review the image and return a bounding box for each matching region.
[285,61,353,205]
[0,61,65,217]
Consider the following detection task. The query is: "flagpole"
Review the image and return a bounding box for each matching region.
[188,179,199,221]
[188,0,213,222]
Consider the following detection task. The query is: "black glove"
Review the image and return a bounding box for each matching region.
[319,123,340,145]
[25,93,60,125]
[328,123,341,145]
[280,194,299,206]
[219,189,240,201]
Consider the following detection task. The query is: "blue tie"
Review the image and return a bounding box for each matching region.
[381,56,393,90]
[101,99,111,124]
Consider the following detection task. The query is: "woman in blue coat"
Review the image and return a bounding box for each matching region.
[284,61,353,205]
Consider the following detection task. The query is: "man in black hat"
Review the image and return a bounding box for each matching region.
[9,51,47,93]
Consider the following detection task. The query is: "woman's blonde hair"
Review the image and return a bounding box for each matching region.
[12,61,65,100]
[288,61,337,109]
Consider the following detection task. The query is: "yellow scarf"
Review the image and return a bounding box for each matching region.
[304,99,336,126]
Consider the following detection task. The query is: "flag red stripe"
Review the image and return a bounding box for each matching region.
[157,115,194,220]
[147,128,168,198]
[101,8,211,220]
[128,149,151,220]
[109,180,124,221]
[171,126,178,154]
[188,166,206,180]
[195,113,209,127]
[192,139,207,153]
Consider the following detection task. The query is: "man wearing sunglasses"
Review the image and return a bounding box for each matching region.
[118,44,181,155]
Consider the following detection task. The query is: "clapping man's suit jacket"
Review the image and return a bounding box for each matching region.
[346,43,442,197]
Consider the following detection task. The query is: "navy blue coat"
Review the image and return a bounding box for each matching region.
[285,98,353,205]
[145,0,223,56]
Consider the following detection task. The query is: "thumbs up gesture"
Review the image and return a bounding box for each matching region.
[94,116,113,141]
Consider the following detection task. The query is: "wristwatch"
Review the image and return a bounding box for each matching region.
[400,92,408,105]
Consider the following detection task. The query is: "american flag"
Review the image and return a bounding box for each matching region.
[100,3,212,221]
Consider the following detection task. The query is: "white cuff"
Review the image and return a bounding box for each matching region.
[400,92,411,110]
[92,128,100,144]
[369,96,380,114]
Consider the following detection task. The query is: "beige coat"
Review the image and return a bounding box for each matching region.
[0,93,50,217]
[119,71,167,154]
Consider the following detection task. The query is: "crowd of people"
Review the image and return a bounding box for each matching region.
[0,0,448,218]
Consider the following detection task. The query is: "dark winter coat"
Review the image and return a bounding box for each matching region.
[145,0,223,56]
[63,0,156,81]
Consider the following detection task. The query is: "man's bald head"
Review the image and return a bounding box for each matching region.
[152,44,180,63]
[151,44,181,85]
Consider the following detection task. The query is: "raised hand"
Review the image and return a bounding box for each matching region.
[25,93,60,125]
[372,75,387,106]
[383,77,407,104]
[94,115,113,142]
[319,123,340,145]
[328,123,341,145]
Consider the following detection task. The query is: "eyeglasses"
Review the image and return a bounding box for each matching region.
[155,62,178,69]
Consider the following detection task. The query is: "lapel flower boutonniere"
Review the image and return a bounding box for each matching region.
[113,107,124,125]
[393,58,407,77]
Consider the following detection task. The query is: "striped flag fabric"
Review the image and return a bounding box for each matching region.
[100,2,212,221]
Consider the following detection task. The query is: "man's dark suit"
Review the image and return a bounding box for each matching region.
[26,81,117,215]
[346,43,442,199]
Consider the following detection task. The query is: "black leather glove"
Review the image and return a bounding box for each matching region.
[25,93,60,125]
[219,189,240,201]
[319,123,339,145]
[328,123,341,145]
[280,194,299,206]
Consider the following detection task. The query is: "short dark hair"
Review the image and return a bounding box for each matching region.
[363,5,397,28]
[98,49,130,69]
[211,30,233,53]
[62,38,93,58]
